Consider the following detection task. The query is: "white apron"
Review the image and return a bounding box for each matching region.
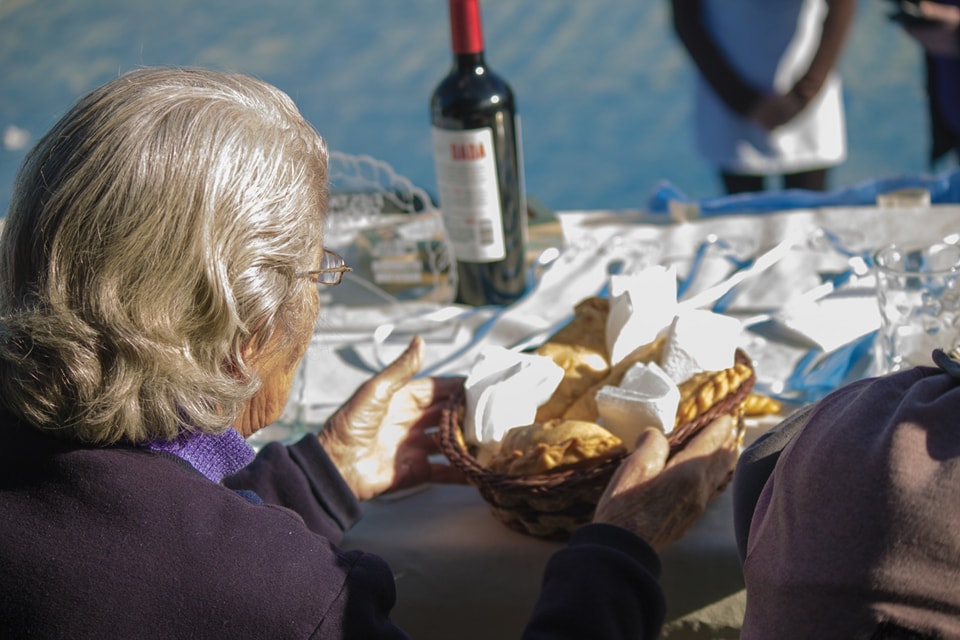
[695,0,847,174]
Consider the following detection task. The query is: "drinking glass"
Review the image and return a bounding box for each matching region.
[873,241,960,374]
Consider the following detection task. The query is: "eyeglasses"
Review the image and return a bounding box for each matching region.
[296,249,352,286]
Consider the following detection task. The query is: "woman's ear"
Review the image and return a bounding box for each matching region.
[227,331,261,380]
[240,336,257,363]
[239,322,271,367]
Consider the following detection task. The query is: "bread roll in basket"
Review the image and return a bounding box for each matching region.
[436,297,757,540]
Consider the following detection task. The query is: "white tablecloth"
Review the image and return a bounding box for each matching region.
[259,204,960,639]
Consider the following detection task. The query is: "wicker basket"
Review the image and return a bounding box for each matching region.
[436,350,755,540]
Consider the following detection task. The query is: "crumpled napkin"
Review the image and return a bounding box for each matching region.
[462,346,564,451]
[660,309,741,383]
[606,267,678,366]
[595,361,680,450]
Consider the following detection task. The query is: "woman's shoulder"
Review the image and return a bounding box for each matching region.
[0,412,395,637]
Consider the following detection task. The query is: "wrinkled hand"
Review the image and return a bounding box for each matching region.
[593,414,740,551]
[902,1,960,57]
[747,92,806,131]
[319,335,466,501]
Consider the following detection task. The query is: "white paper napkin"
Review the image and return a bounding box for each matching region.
[596,361,680,450]
[606,267,678,366]
[462,346,565,450]
[660,309,741,383]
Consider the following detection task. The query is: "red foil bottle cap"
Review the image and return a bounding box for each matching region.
[449,0,484,54]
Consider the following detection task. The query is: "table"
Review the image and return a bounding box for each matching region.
[341,484,749,639]
[273,203,960,639]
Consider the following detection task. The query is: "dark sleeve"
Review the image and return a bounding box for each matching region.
[789,0,856,105]
[522,523,666,640]
[223,434,362,544]
[732,403,815,562]
[331,551,411,640]
[671,0,762,115]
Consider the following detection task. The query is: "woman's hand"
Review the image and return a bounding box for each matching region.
[748,92,805,131]
[318,335,466,501]
[593,414,740,551]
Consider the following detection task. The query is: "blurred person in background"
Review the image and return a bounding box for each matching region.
[893,0,960,168]
[671,0,856,195]
[0,66,738,639]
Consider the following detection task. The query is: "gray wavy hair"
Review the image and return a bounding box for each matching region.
[0,67,328,445]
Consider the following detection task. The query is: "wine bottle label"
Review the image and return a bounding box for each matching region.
[431,125,506,262]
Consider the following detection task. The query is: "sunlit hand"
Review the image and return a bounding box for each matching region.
[319,335,466,501]
[748,92,806,131]
[593,414,740,551]
[902,1,960,57]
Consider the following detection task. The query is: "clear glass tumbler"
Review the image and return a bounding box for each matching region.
[874,241,960,374]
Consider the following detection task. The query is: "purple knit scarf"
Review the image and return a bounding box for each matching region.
[146,428,255,484]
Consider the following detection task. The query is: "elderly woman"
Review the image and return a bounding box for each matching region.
[0,68,738,639]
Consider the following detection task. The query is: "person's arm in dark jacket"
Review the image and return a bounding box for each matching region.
[671,0,761,115]
[523,524,666,640]
[224,434,362,544]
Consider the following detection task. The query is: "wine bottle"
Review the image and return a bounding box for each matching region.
[430,0,528,307]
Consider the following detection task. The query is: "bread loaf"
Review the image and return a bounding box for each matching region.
[533,297,612,421]
[487,419,626,475]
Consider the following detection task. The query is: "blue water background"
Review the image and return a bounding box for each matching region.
[0,0,945,215]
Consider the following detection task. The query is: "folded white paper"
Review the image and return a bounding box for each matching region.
[462,346,565,449]
[606,267,678,366]
[596,361,680,450]
[660,309,740,383]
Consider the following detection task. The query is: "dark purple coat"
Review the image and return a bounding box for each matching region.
[0,412,665,639]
